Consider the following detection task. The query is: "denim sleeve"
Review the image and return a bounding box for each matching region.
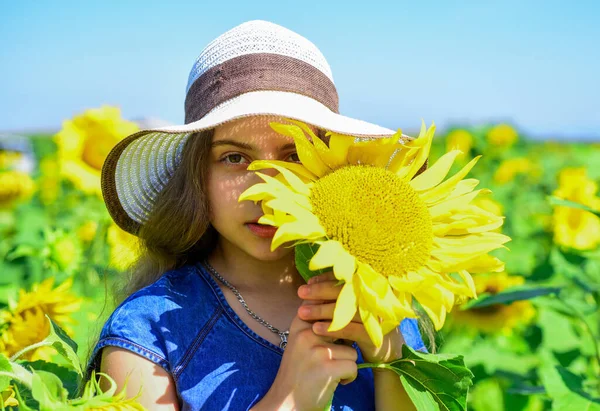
[399,318,428,353]
[85,289,175,378]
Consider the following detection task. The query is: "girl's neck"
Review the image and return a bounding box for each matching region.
[207,239,305,295]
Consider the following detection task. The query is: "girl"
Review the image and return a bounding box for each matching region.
[86,20,430,410]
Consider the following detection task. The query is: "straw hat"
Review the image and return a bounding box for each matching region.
[102,20,405,235]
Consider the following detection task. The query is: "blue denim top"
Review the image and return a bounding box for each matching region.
[86,262,427,411]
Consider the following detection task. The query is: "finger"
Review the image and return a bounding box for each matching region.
[315,344,358,362]
[298,302,362,323]
[298,280,342,301]
[307,271,336,284]
[329,359,358,386]
[313,321,372,348]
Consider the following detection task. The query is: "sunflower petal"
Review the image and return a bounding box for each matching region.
[309,240,344,271]
[248,159,317,182]
[359,304,383,348]
[269,123,330,176]
[327,132,354,165]
[410,150,461,192]
[286,119,341,169]
[328,281,358,331]
[271,221,326,250]
[419,156,481,203]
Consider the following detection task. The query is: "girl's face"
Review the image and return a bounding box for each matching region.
[208,116,305,261]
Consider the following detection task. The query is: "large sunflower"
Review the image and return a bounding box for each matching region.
[54,105,139,195]
[239,120,510,347]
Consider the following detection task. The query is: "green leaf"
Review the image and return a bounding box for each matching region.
[539,361,600,410]
[548,196,600,217]
[0,354,12,393]
[294,242,330,283]
[365,345,473,411]
[45,317,82,376]
[11,316,82,376]
[399,374,438,411]
[12,383,36,411]
[460,285,561,310]
[19,361,80,399]
[31,370,68,410]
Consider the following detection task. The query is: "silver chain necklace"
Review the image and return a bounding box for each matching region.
[203,261,290,349]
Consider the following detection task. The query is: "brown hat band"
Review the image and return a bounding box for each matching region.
[184,53,340,124]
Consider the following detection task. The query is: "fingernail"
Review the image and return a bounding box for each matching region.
[298,306,310,316]
[298,285,310,296]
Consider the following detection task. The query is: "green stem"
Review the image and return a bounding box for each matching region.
[0,371,31,391]
[357,362,394,370]
[9,341,49,362]
[556,297,600,394]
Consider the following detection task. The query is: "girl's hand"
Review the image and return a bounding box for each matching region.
[253,298,358,411]
[297,272,406,364]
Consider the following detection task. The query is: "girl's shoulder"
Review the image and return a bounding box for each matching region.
[86,262,218,376]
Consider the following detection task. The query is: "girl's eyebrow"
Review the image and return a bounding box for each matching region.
[211,139,297,151]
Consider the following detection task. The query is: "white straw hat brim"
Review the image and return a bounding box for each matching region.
[152,90,395,136]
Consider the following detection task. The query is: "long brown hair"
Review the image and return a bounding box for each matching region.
[114,129,218,304]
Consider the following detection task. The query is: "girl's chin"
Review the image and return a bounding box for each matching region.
[245,242,293,262]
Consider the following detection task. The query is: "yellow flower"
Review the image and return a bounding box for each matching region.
[486,124,518,148]
[53,105,139,195]
[0,278,82,360]
[472,195,504,234]
[450,272,535,335]
[38,157,61,205]
[108,224,140,271]
[445,129,473,160]
[1,385,19,408]
[493,157,539,184]
[472,195,503,217]
[78,220,99,243]
[0,170,35,209]
[239,120,510,347]
[552,168,600,250]
[0,151,23,170]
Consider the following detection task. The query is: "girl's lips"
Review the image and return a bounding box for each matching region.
[246,223,278,238]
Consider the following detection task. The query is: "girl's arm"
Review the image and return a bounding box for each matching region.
[373,368,417,411]
[100,347,180,410]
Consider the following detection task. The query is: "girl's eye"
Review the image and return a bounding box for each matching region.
[287,152,300,163]
[221,153,249,165]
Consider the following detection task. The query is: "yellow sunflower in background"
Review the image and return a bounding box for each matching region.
[445,129,473,160]
[37,157,61,206]
[239,120,510,347]
[53,105,139,195]
[552,167,600,250]
[0,277,82,360]
[450,272,535,335]
[0,170,35,209]
[493,157,541,185]
[486,124,518,148]
[0,151,23,170]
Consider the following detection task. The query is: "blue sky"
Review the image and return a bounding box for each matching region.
[1,0,598,139]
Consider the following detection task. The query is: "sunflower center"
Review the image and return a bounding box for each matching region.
[310,165,433,276]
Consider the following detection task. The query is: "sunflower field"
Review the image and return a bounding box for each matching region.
[0,105,599,410]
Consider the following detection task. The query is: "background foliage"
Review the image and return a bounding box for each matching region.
[0,107,598,409]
